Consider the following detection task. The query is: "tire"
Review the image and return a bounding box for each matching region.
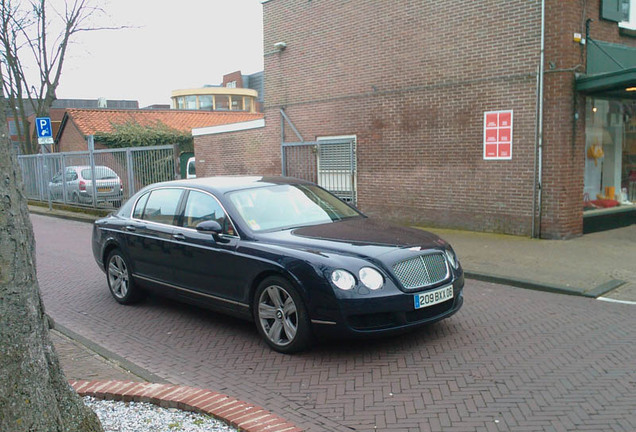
[253,276,313,353]
[71,192,79,203]
[106,249,144,304]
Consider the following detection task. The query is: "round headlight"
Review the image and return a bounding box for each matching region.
[445,247,459,269]
[331,269,356,291]
[359,267,384,290]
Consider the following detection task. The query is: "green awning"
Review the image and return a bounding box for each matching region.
[576,67,636,98]
[575,39,636,98]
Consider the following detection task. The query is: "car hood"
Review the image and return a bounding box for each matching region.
[255,218,448,259]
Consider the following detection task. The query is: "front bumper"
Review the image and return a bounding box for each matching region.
[310,276,464,338]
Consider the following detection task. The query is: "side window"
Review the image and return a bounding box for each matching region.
[132,192,150,219]
[141,189,183,225]
[182,190,235,235]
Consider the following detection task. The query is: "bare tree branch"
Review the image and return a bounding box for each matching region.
[0,0,130,154]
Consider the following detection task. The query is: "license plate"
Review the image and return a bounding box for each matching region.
[414,285,453,309]
[97,187,111,192]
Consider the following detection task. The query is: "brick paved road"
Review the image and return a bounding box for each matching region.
[32,214,636,432]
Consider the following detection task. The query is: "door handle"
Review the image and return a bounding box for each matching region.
[125,225,137,232]
[172,233,186,241]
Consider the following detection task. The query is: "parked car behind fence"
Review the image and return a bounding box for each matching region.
[18,144,176,209]
[49,166,123,207]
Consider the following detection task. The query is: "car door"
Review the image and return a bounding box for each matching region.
[122,187,185,287]
[64,168,78,201]
[170,189,247,308]
[49,171,63,199]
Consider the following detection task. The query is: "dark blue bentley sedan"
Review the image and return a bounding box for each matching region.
[92,176,464,353]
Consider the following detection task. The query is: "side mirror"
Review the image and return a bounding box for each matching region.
[196,220,230,243]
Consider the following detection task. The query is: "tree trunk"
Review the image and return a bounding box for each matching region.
[0,96,102,430]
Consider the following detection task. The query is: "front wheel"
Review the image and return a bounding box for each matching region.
[253,276,313,354]
[106,249,144,304]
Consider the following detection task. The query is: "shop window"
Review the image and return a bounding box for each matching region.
[584,98,636,211]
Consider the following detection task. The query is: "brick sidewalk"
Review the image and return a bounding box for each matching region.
[53,330,303,432]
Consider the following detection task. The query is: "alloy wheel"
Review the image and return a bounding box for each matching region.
[257,285,298,347]
[108,254,129,299]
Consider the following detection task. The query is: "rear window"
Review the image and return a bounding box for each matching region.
[81,167,118,180]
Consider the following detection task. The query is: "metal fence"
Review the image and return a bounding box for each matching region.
[282,138,357,204]
[18,144,176,209]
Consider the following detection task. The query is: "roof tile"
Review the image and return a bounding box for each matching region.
[65,109,264,136]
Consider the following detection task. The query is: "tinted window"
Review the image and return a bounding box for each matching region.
[132,192,150,219]
[182,190,235,235]
[141,189,183,225]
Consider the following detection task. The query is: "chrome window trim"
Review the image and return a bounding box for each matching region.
[128,186,240,240]
[133,274,249,308]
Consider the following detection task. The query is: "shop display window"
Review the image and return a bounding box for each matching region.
[584,98,636,211]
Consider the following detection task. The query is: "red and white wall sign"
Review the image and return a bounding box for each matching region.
[483,110,513,160]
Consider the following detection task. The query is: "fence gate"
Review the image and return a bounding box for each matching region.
[282,137,357,204]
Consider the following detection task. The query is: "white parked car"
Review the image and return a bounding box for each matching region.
[186,157,196,179]
[49,165,123,207]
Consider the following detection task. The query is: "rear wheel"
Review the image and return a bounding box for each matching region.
[253,276,312,353]
[106,249,143,304]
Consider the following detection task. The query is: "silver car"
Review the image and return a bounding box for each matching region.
[49,165,123,207]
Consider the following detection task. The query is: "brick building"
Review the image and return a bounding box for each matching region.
[194,0,636,238]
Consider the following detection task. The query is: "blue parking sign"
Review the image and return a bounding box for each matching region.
[36,117,54,145]
[36,117,52,138]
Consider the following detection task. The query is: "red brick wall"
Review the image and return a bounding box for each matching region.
[197,0,635,238]
[223,71,244,88]
[194,123,279,176]
[57,120,89,152]
[262,0,543,235]
[540,0,636,238]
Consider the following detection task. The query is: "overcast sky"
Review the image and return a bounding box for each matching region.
[54,0,264,108]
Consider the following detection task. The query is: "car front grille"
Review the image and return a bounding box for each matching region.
[392,253,449,291]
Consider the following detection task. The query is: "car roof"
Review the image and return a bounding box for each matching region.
[149,176,314,194]
[66,165,113,170]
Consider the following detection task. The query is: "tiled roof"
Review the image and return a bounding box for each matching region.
[64,109,264,136]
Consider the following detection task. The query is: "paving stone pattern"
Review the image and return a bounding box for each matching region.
[33,215,636,432]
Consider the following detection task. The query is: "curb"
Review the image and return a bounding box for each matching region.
[71,380,303,432]
[465,271,625,299]
[54,322,167,384]
[28,205,102,224]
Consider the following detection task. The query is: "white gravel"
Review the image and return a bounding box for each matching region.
[84,396,238,432]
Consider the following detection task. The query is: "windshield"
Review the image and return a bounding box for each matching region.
[228,184,362,232]
[81,167,118,180]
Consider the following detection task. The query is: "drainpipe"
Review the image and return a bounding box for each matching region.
[532,0,546,238]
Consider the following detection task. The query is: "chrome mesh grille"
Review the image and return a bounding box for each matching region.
[392,253,449,290]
